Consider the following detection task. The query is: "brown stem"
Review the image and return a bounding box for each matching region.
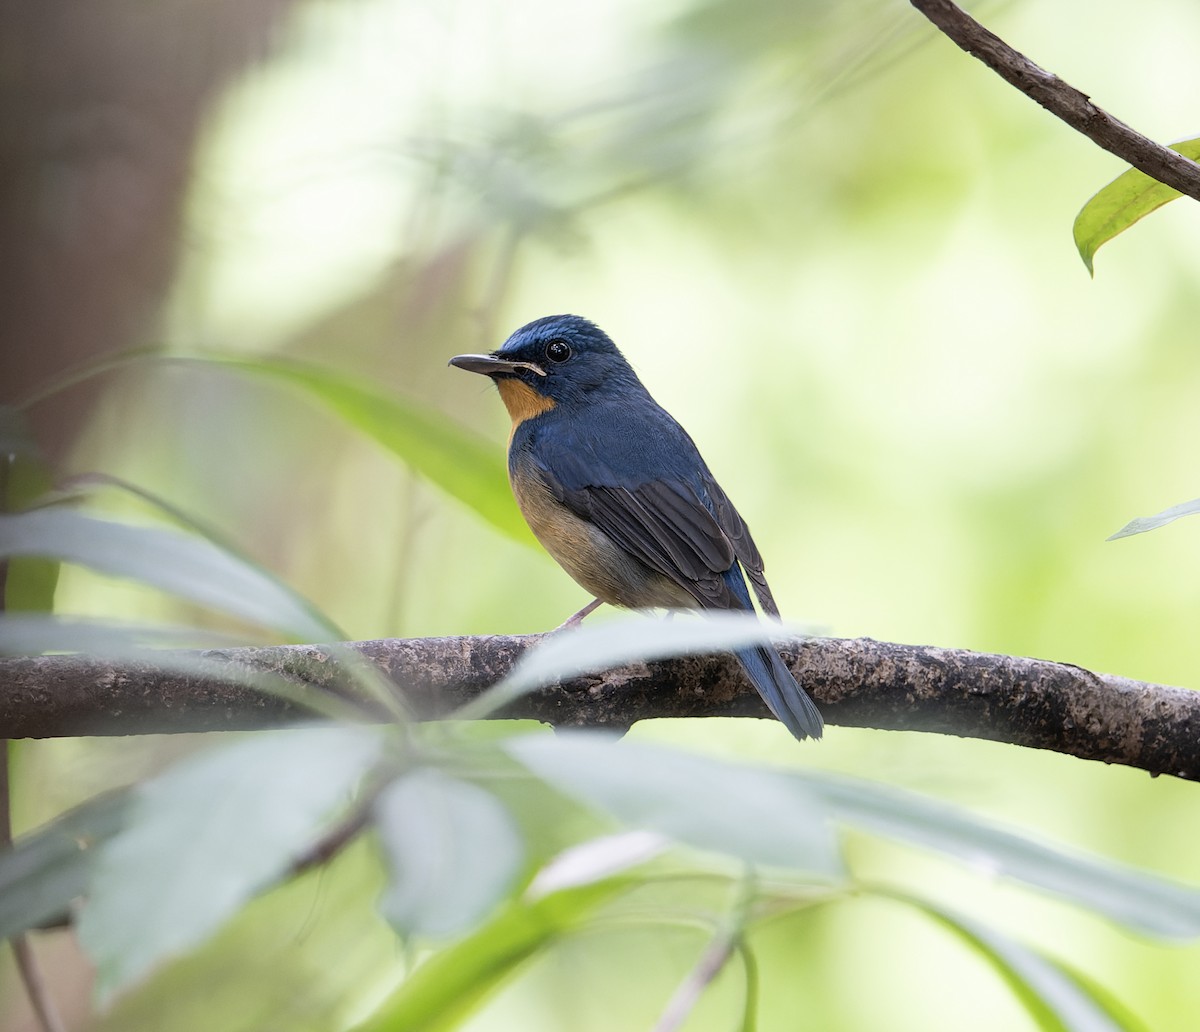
[910,0,1200,199]
[2,743,68,1032]
[11,937,67,1032]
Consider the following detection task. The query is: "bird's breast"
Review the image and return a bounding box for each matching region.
[508,455,694,611]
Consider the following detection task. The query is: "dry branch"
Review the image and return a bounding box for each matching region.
[2,635,1197,780]
[910,0,1200,200]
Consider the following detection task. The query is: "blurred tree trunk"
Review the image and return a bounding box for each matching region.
[0,0,297,460]
[1,7,301,1026]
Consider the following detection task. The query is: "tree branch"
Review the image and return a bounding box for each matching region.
[2,635,1197,780]
[910,0,1200,200]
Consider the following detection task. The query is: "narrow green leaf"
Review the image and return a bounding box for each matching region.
[376,769,523,938]
[0,614,246,655]
[736,941,760,1032]
[1106,497,1200,540]
[0,790,132,940]
[806,772,1200,940]
[352,877,631,1032]
[887,891,1138,1031]
[1073,137,1200,274]
[507,732,843,878]
[0,508,337,641]
[55,472,348,638]
[184,355,533,545]
[78,726,382,998]
[0,614,369,723]
[457,611,809,720]
[0,404,59,611]
[1043,965,1154,1032]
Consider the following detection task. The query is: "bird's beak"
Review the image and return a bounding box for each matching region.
[449,354,547,377]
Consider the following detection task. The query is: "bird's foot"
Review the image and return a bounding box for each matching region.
[553,597,603,632]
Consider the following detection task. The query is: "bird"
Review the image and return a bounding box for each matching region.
[449,314,823,741]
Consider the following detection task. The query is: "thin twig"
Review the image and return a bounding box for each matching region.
[287,776,388,879]
[11,937,67,1032]
[910,0,1200,200]
[653,872,756,1032]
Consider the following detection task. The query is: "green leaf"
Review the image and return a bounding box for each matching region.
[0,614,368,723]
[457,611,810,720]
[507,731,843,878]
[1106,497,1200,540]
[0,508,338,641]
[184,354,533,546]
[352,877,632,1032]
[525,830,668,898]
[0,790,132,940]
[94,838,397,1032]
[806,772,1200,940]
[57,472,348,636]
[77,726,383,998]
[888,891,1140,1031]
[0,614,245,655]
[376,769,523,938]
[1073,137,1200,274]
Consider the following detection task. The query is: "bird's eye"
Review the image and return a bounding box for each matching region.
[545,339,572,363]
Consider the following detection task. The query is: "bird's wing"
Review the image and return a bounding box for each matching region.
[563,479,736,607]
[528,404,776,612]
[705,478,779,616]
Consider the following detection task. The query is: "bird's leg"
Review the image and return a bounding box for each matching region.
[554,597,604,631]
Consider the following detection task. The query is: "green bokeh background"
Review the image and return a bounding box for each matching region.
[8,0,1200,1028]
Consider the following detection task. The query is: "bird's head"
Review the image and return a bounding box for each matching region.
[449,315,641,418]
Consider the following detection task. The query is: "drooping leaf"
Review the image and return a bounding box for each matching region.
[0,790,132,940]
[182,355,533,546]
[352,877,632,1032]
[1073,137,1200,274]
[457,611,810,720]
[375,769,523,938]
[889,891,1141,1031]
[77,726,383,998]
[806,772,1200,940]
[1106,497,1200,540]
[53,472,348,637]
[0,508,337,641]
[507,731,842,878]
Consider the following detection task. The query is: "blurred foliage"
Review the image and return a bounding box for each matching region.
[6,693,1198,1031]
[4,0,1200,1028]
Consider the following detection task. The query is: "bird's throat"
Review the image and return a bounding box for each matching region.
[496,378,556,439]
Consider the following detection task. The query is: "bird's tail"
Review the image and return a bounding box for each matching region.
[734,644,824,741]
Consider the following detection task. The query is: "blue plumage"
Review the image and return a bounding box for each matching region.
[450,314,823,741]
